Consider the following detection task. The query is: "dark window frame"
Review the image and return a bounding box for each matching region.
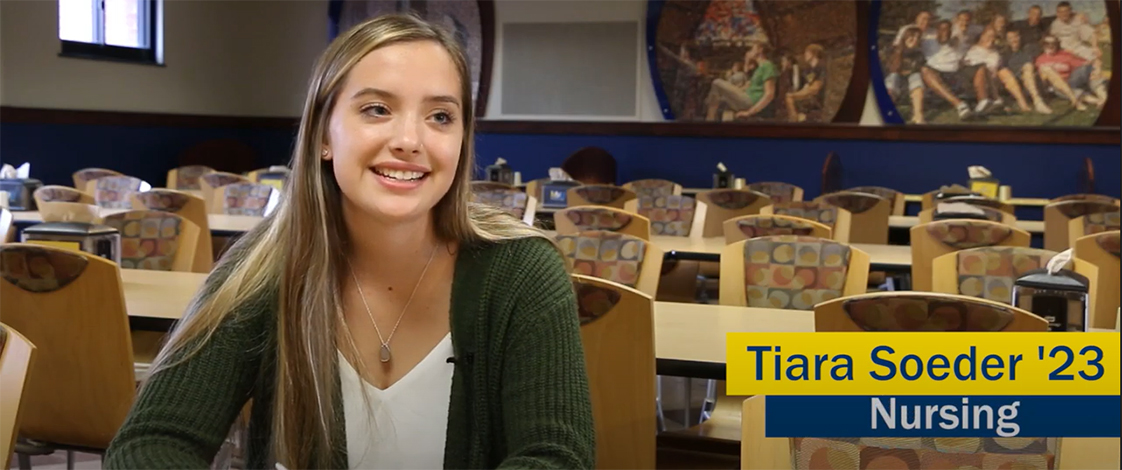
[59,0,161,65]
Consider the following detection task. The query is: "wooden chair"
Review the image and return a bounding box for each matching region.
[567,185,636,209]
[1,323,36,465]
[1051,193,1120,205]
[722,214,832,245]
[251,169,290,192]
[761,201,853,244]
[166,165,214,190]
[102,210,201,272]
[1068,210,1121,248]
[816,191,891,244]
[0,244,138,454]
[745,182,803,203]
[131,189,214,273]
[920,184,977,211]
[910,220,1031,292]
[37,202,102,224]
[91,176,151,209]
[848,186,905,216]
[554,206,651,240]
[696,189,773,238]
[1045,200,1120,251]
[918,204,1016,226]
[212,182,279,216]
[71,168,122,190]
[570,274,656,469]
[1,209,12,243]
[931,246,1059,304]
[942,194,1015,214]
[199,172,252,211]
[626,195,707,303]
[1074,231,1121,329]
[470,181,515,192]
[554,231,663,298]
[623,179,681,198]
[524,178,551,201]
[471,188,537,225]
[33,186,95,207]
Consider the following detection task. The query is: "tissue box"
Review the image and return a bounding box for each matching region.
[21,222,121,265]
[540,180,582,208]
[0,178,43,211]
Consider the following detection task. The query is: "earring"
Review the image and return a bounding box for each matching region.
[321,148,329,158]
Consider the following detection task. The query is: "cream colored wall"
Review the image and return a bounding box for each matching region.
[0,0,327,117]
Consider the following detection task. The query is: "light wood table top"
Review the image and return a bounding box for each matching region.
[121,269,207,323]
[902,194,1053,207]
[12,211,264,234]
[889,215,1044,233]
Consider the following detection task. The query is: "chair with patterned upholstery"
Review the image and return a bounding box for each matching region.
[92,176,151,209]
[1068,210,1120,250]
[472,188,537,225]
[0,244,140,462]
[554,231,664,298]
[1074,231,1121,329]
[1045,200,1119,251]
[33,186,95,207]
[816,191,891,244]
[722,214,832,245]
[623,179,681,199]
[1051,193,1120,205]
[101,210,201,272]
[920,184,978,211]
[570,274,656,469]
[624,195,705,237]
[555,206,651,240]
[762,201,853,243]
[848,186,905,216]
[918,204,1016,226]
[910,220,1031,292]
[213,183,278,217]
[566,184,637,209]
[719,235,869,310]
[931,247,1059,304]
[1,323,36,465]
[199,172,252,212]
[745,182,803,203]
[166,165,214,190]
[71,168,123,191]
[941,195,1015,214]
[696,189,773,237]
[130,190,213,273]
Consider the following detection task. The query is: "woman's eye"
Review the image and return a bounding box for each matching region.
[362,104,389,117]
[431,112,455,125]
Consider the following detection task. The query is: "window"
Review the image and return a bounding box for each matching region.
[58,0,160,64]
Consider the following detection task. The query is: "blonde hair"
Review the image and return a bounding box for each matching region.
[145,14,546,468]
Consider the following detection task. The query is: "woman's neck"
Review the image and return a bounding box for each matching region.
[343,206,444,284]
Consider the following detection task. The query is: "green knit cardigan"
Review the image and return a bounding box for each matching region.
[104,236,595,469]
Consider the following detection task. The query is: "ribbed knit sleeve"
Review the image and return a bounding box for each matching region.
[491,237,596,469]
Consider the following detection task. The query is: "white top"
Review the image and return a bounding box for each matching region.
[1049,17,1097,60]
[339,333,455,470]
[963,45,1001,72]
[925,42,964,73]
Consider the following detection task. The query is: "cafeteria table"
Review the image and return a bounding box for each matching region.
[12,210,263,234]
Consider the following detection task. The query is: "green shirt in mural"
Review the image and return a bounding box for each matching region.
[746,59,778,104]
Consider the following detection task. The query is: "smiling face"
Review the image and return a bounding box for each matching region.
[325,40,464,225]
[915,11,932,31]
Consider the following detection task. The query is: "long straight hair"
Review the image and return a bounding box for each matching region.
[144,14,546,468]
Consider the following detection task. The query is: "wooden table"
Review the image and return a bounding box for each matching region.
[902,194,1052,207]
[12,211,263,234]
[890,215,1044,233]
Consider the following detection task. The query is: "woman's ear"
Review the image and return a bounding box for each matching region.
[321,146,332,161]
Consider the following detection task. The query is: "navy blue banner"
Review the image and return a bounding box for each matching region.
[765,396,1120,438]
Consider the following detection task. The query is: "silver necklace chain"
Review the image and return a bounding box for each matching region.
[347,244,439,363]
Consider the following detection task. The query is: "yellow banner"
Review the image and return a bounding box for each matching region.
[726,332,1120,396]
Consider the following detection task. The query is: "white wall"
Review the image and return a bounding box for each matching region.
[0,0,327,117]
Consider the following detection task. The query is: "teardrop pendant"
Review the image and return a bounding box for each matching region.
[379,344,392,363]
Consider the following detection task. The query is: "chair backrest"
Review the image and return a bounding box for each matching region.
[816,191,892,244]
[471,188,536,225]
[555,230,664,298]
[0,323,36,465]
[166,165,214,190]
[216,183,278,216]
[942,195,1015,214]
[722,214,833,245]
[624,195,705,237]
[570,274,656,469]
[1069,210,1121,246]
[567,185,637,209]
[524,178,551,200]
[921,184,977,211]
[815,291,1050,332]
[696,189,773,237]
[762,201,853,243]
[554,206,651,240]
[910,219,1030,292]
[746,182,803,203]
[130,190,213,273]
[102,210,201,272]
[470,181,515,192]
[92,176,150,209]
[71,168,122,190]
[718,236,869,310]
[919,205,1015,226]
[200,171,252,212]
[623,179,681,199]
[33,185,95,206]
[848,186,905,216]
[1051,193,1120,205]
[1045,200,1119,251]
[1075,231,1121,329]
[0,244,136,449]
[0,209,11,243]
[932,246,1059,304]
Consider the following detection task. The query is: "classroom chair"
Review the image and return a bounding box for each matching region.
[623,179,681,199]
[1045,200,1119,251]
[1074,231,1121,329]
[247,166,291,187]
[816,191,892,244]
[33,185,95,207]
[848,185,905,215]
[0,209,12,243]
[92,176,151,209]
[626,195,707,303]
[918,204,1015,226]
[567,184,636,209]
[722,214,832,245]
[1,323,36,466]
[931,246,1060,304]
[554,230,663,298]
[102,210,201,272]
[941,194,1015,214]
[762,201,853,244]
[1051,193,1120,204]
[1068,210,1121,248]
[920,184,978,211]
[910,219,1031,292]
[212,182,279,217]
[571,274,656,469]
[71,168,122,191]
[745,182,803,203]
[523,178,552,201]
[131,189,214,273]
[200,172,252,211]
[696,189,773,238]
[554,206,651,240]
[166,165,214,190]
[36,202,101,224]
[471,188,537,225]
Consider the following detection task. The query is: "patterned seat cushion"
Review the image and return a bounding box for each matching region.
[792,437,1055,470]
[0,245,89,293]
[103,211,185,271]
[747,182,798,203]
[133,190,192,212]
[743,235,850,310]
[1095,231,1120,257]
[564,208,633,232]
[74,168,121,185]
[771,202,839,228]
[842,296,1017,331]
[1051,200,1118,218]
[94,176,146,209]
[957,247,1057,303]
[636,195,694,236]
[34,186,85,203]
[628,179,677,199]
[925,221,1014,249]
[573,185,628,205]
[1084,211,1121,235]
[706,189,766,210]
[736,216,819,238]
[201,173,248,189]
[175,165,213,190]
[849,186,900,202]
[819,192,883,214]
[223,183,273,216]
[572,279,622,325]
[472,189,528,219]
[556,231,646,288]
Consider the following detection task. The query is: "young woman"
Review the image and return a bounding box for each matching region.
[104,14,594,470]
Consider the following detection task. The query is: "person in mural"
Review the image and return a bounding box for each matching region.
[963,27,1033,114]
[921,20,992,120]
[1012,5,1051,56]
[1001,28,1054,114]
[886,26,928,123]
[893,10,936,47]
[987,14,1009,49]
[784,44,827,123]
[1050,2,1101,62]
[952,10,983,50]
[704,42,778,121]
[1035,35,1107,110]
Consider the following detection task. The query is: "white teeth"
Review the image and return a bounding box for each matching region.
[374,168,425,181]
